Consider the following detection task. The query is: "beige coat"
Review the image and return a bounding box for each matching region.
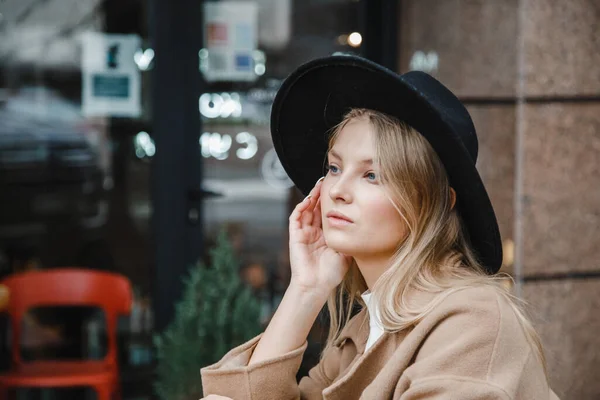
[201,286,559,399]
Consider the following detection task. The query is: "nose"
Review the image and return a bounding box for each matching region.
[328,175,353,203]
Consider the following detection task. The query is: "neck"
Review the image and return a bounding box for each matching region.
[353,253,393,289]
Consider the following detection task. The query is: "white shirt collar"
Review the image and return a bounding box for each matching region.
[361,290,382,329]
[360,290,384,351]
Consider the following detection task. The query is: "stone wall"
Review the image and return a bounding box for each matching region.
[399,1,600,398]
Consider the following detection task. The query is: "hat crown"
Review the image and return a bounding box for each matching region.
[402,71,479,163]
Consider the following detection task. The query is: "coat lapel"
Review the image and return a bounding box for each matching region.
[325,311,413,399]
[325,331,408,399]
[333,308,369,353]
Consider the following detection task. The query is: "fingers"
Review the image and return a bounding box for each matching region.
[300,196,315,226]
[289,191,312,232]
[312,196,322,228]
[301,178,324,226]
[289,177,325,232]
[308,183,324,226]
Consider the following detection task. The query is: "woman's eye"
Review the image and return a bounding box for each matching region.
[366,172,377,181]
[327,164,339,174]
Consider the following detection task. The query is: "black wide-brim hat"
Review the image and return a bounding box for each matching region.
[271,55,502,274]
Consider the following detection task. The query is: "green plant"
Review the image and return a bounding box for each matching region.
[154,230,263,400]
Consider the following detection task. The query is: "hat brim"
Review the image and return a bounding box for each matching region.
[271,55,502,274]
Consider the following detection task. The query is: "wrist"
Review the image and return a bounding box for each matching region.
[287,280,331,306]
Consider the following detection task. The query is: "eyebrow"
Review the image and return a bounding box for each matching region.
[328,149,373,165]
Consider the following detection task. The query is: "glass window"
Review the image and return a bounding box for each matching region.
[201,0,361,379]
[0,0,362,396]
[0,0,154,397]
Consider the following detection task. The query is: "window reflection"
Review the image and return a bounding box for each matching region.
[0,0,361,396]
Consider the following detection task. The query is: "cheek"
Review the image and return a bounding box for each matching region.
[362,196,406,236]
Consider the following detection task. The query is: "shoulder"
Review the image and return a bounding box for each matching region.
[415,285,504,347]
[434,284,503,310]
[418,284,515,321]
[406,284,540,382]
[421,285,529,346]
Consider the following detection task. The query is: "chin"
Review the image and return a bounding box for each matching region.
[323,231,359,256]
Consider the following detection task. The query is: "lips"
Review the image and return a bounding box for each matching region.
[326,210,353,223]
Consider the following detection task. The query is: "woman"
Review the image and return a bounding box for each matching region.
[200,56,559,399]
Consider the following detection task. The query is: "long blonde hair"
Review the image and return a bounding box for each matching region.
[321,108,546,376]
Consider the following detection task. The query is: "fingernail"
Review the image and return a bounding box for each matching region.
[316,176,325,184]
[304,195,312,202]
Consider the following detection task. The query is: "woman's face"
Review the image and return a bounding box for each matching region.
[320,117,408,263]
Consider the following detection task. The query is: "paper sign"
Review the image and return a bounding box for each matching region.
[81,32,141,117]
[203,2,258,82]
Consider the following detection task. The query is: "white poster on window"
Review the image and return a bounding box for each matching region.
[203,1,258,82]
[81,32,141,117]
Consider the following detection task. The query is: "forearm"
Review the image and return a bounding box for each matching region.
[249,283,328,365]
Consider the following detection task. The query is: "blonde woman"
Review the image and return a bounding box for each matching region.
[200,56,559,399]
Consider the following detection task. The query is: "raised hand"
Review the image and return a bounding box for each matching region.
[288,177,352,297]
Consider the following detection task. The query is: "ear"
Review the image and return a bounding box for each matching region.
[449,187,457,210]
